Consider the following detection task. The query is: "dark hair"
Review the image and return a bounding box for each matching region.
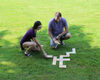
[32,21,41,29]
[55,12,62,17]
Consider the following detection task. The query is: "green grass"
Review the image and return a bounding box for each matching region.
[0,0,100,80]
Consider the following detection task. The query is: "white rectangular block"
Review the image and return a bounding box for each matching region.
[46,55,53,58]
[63,58,70,61]
[67,48,76,54]
[59,65,66,68]
[72,48,76,53]
[60,53,70,57]
[52,56,59,65]
[52,48,76,68]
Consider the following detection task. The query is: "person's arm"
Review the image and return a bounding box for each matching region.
[48,27,55,41]
[56,18,69,40]
[48,20,60,44]
[48,28,60,44]
[56,27,68,40]
[33,37,52,58]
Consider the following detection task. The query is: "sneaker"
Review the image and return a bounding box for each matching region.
[24,52,32,57]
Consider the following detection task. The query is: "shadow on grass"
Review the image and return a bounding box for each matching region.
[0,30,8,39]
[0,25,100,80]
[16,25,100,80]
[0,30,12,47]
[17,25,100,58]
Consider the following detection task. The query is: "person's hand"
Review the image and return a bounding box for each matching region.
[56,34,62,40]
[45,55,53,59]
[56,36,60,40]
[41,45,44,47]
[54,40,60,44]
[53,38,60,44]
[43,52,53,58]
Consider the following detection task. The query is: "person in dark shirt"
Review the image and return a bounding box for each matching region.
[20,21,51,58]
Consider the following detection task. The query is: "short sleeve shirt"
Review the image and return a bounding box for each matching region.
[20,28,36,50]
[48,17,68,36]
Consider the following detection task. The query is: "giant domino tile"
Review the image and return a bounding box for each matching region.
[52,48,76,68]
[47,48,76,68]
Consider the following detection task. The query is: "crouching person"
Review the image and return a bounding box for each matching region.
[20,21,50,58]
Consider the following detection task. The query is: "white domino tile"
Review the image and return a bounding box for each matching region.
[52,48,76,68]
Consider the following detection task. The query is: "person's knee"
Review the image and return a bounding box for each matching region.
[50,38,58,49]
[29,46,33,49]
[66,33,72,39]
[27,43,36,50]
[23,43,28,48]
[22,42,36,48]
[31,42,36,46]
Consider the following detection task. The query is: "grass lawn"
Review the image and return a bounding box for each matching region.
[0,0,100,80]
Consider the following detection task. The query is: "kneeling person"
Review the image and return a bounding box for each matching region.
[20,21,49,58]
[48,12,71,49]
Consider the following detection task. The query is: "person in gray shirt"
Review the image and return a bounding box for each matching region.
[48,12,71,49]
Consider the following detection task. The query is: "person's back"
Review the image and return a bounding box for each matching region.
[20,28,36,50]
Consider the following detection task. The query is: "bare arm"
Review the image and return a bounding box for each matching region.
[33,37,47,58]
[56,27,68,39]
[48,28,54,41]
[33,37,52,58]
[59,27,68,36]
[48,28,60,44]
